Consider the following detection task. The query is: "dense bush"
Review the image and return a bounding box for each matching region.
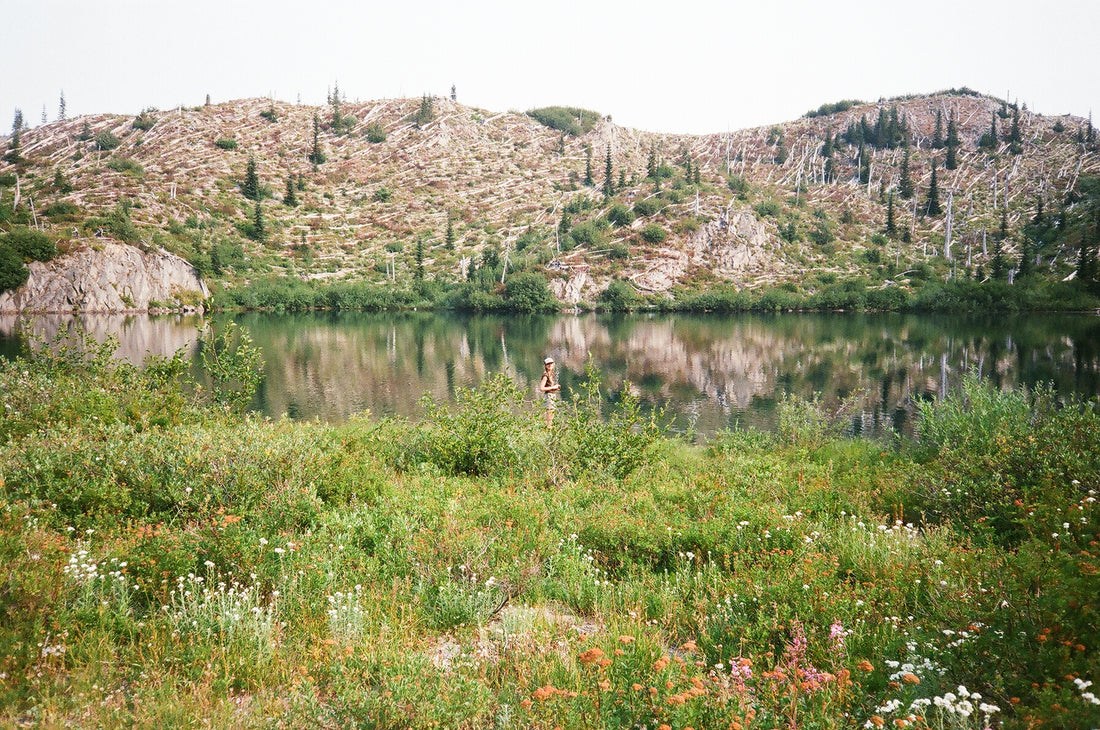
[605,204,635,228]
[526,106,601,136]
[568,221,604,248]
[640,223,667,243]
[364,123,386,143]
[2,226,56,262]
[0,244,28,292]
[106,157,143,176]
[214,138,238,150]
[754,200,782,218]
[633,197,662,217]
[503,272,557,313]
[94,131,121,151]
[596,279,638,311]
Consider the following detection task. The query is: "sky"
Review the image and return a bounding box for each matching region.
[3,0,1098,136]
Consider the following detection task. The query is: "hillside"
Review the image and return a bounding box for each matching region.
[2,90,1099,308]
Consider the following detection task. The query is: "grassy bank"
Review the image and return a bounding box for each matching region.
[1,335,1098,728]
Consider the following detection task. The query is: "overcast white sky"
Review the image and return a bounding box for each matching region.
[3,0,1097,135]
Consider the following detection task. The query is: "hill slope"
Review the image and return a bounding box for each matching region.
[2,90,1099,308]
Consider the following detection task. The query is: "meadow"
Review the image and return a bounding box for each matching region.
[0,328,1097,729]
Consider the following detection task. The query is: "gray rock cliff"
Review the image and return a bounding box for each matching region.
[0,241,208,313]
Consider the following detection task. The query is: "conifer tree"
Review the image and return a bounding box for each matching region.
[308,114,326,165]
[558,211,571,241]
[618,169,626,191]
[933,110,945,148]
[603,144,614,198]
[415,94,434,128]
[857,142,870,185]
[242,155,261,200]
[58,90,66,121]
[283,174,298,207]
[945,113,960,170]
[330,81,345,134]
[414,235,425,280]
[584,144,593,187]
[991,209,1009,280]
[925,158,942,216]
[450,84,457,102]
[886,192,897,236]
[297,173,306,192]
[646,144,657,180]
[445,214,455,250]
[1018,235,1034,277]
[7,109,23,161]
[980,112,998,151]
[252,203,266,242]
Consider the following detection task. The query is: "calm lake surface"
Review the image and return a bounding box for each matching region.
[3,311,1099,437]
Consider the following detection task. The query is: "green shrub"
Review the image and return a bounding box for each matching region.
[569,221,604,247]
[365,123,386,143]
[373,188,392,203]
[633,196,655,216]
[503,272,557,313]
[94,131,121,151]
[106,157,143,176]
[597,279,637,311]
[43,200,79,218]
[2,227,56,262]
[606,204,635,228]
[526,106,601,136]
[0,244,28,292]
[640,224,667,243]
[214,138,238,150]
[131,109,155,131]
[754,200,782,218]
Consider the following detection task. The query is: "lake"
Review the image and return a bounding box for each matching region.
[3,311,1099,437]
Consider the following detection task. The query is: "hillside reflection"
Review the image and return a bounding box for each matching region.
[3,311,1098,437]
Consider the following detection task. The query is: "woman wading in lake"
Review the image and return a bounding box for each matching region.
[539,356,561,428]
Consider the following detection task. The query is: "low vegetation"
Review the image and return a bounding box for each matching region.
[0,329,1097,728]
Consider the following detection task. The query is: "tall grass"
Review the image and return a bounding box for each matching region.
[1,337,1098,728]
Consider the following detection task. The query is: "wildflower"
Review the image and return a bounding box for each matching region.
[532,685,556,701]
[578,648,605,665]
[631,683,643,691]
[858,660,875,672]
[902,673,920,684]
[618,635,635,644]
[654,655,670,672]
[868,716,885,728]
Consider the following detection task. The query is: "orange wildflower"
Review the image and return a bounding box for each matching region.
[681,640,698,652]
[520,699,532,710]
[654,655,670,672]
[578,648,606,665]
[631,683,643,691]
[598,658,613,668]
[598,680,611,691]
[857,660,875,672]
[618,635,636,644]
[870,716,885,728]
[532,685,557,701]
[902,673,920,684]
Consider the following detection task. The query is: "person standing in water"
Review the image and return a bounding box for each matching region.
[539,356,561,428]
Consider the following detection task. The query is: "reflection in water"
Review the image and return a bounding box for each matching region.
[3,311,1098,437]
[0,313,205,364]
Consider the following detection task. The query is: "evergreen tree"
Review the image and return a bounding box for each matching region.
[283,174,298,207]
[945,114,960,170]
[694,164,701,186]
[618,169,626,191]
[603,144,614,198]
[1010,106,1022,144]
[558,211,572,240]
[584,144,593,187]
[252,203,266,242]
[933,110,945,148]
[885,192,897,236]
[297,173,306,192]
[991,209,1009,280]
[1032,197,1045,227]
[415,94,434,128]
[925,158,942,216]
[646,144,657,180]
[445,214,455,250]
[242,155,261,200]
[1018,235,1034,277]
[980,112,998,151]
[857,141,870,185]
[414,235,425,280]
[308,114,326,165]
[330,81,345,134]
[450,84,457,102]
[8,109,24,161]
[58,90,66,121]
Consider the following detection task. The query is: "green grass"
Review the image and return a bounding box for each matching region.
[1,336,1098,729]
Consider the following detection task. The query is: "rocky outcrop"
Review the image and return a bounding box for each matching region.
[0,241,208,313]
